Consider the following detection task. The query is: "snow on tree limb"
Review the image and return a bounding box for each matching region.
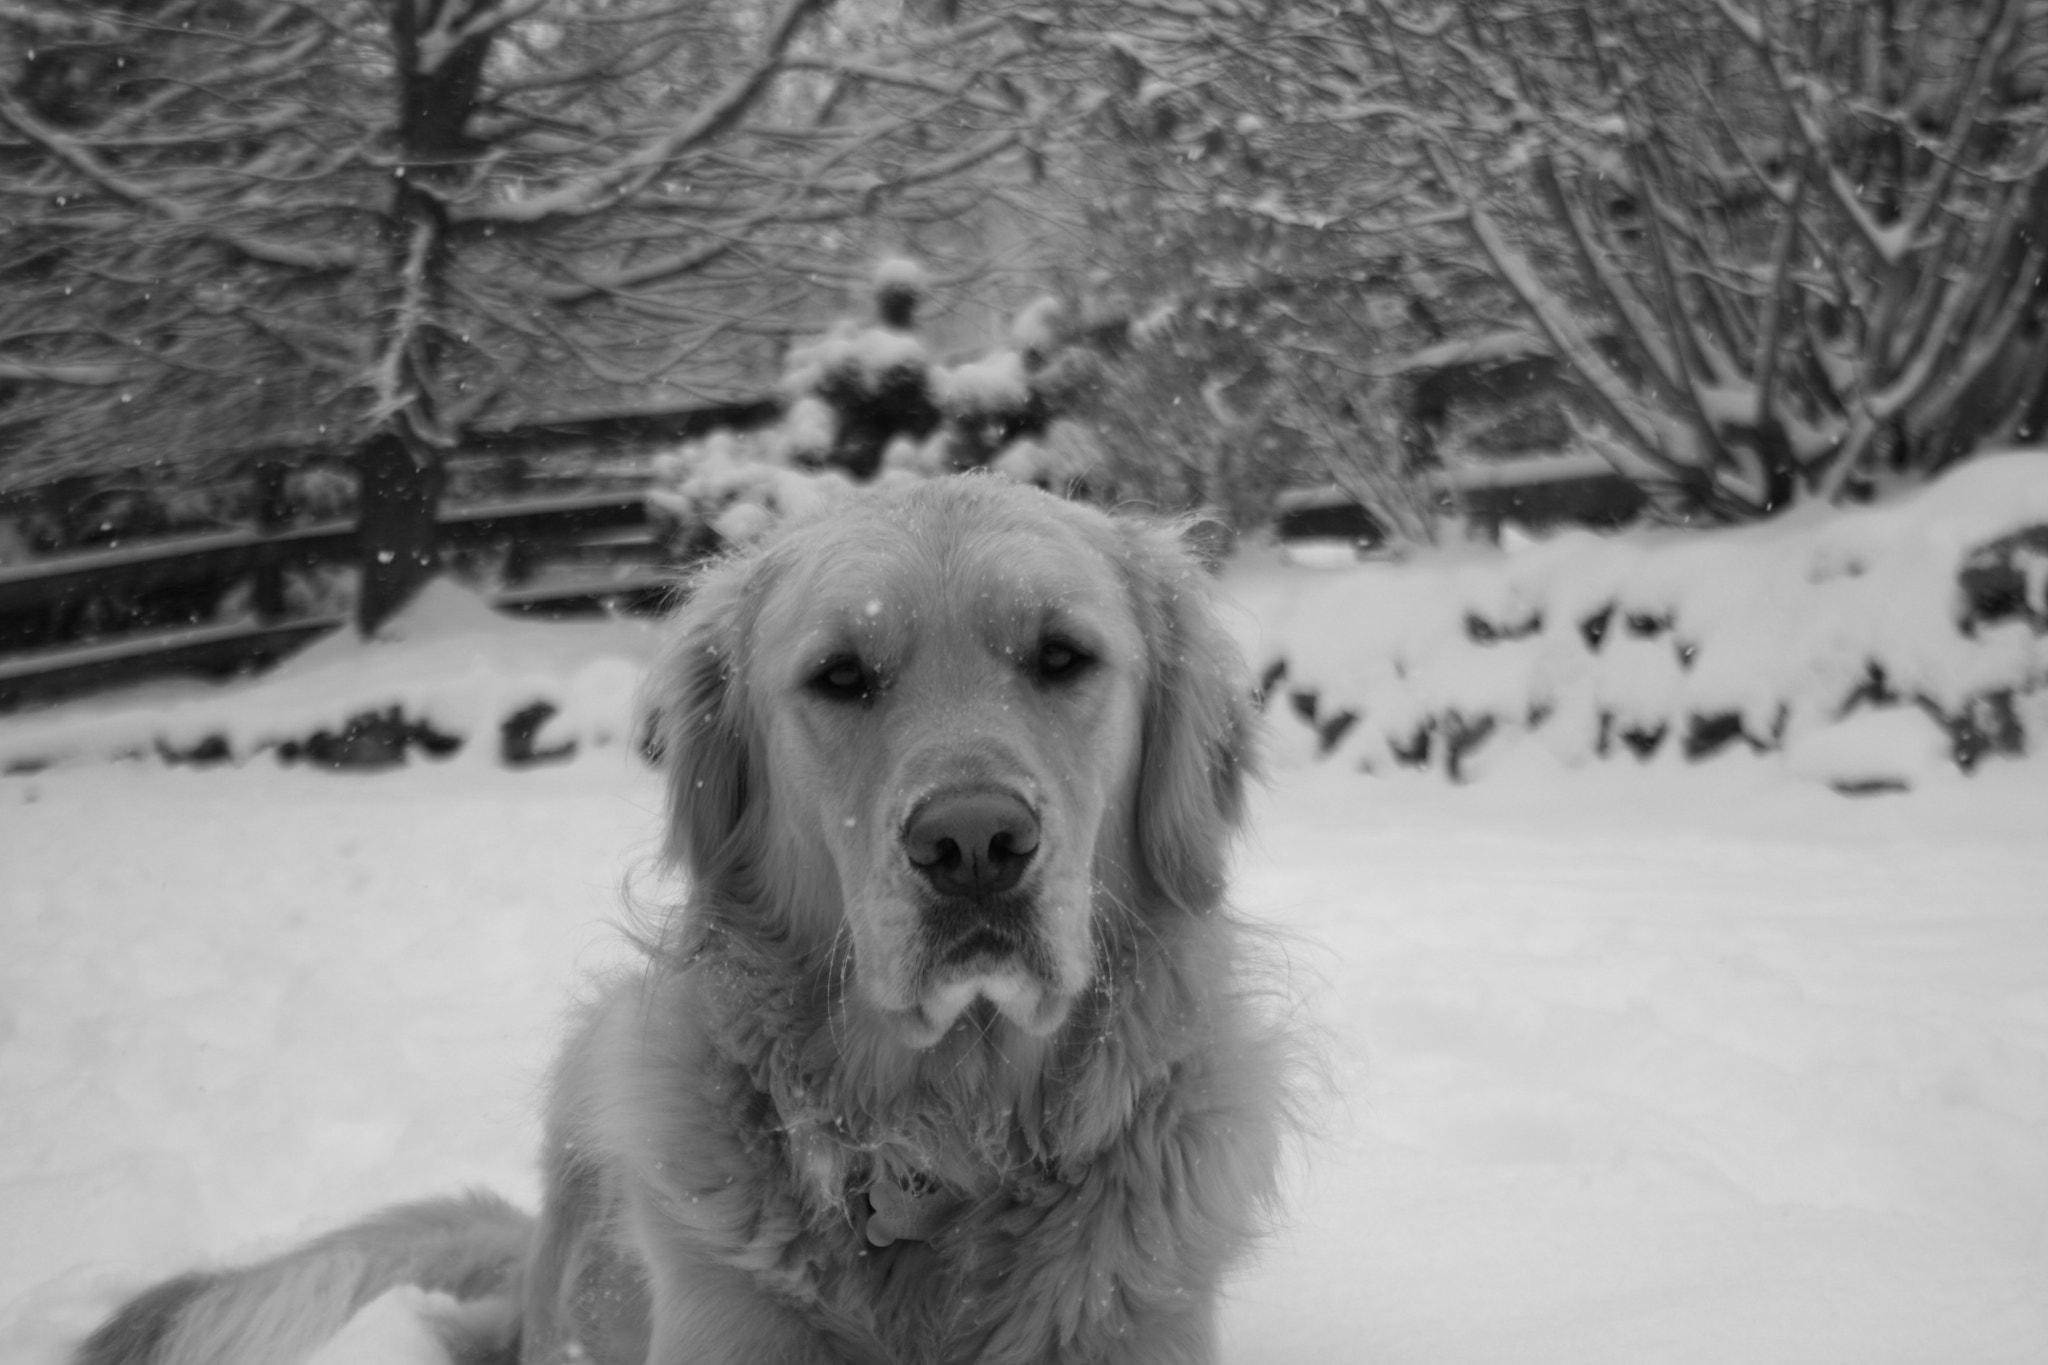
[0,360,136,385]
[470,0,830,225]
[412,0,551,76]
[0,86,357,273]
[2,0,1049,491]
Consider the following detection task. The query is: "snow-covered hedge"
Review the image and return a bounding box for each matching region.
[1261,452,2048,787]
[9,446,2041,789]
[0,581,655,773]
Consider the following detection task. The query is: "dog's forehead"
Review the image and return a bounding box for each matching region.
[754,490,1136,658]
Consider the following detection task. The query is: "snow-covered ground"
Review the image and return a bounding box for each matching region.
[4,468,2047,1363]
[4,726,2044,1365]
[1233,745,2048,1364]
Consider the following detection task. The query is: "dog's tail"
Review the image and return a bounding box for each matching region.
[73,1193,533,1365]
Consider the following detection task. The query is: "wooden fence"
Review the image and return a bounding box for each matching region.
[0,487,675,712]
[0,398,788,712]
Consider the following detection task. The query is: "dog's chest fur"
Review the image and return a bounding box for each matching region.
[665,934,1233,1364]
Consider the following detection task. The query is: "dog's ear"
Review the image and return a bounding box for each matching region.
[1118,517,1258,914]
[645,551,762,888]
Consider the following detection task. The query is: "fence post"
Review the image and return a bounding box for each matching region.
[502,454,535,585]
[252,459,289,623]
[355,431,446,636]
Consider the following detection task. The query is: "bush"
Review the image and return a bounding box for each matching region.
[647,260,1107,556]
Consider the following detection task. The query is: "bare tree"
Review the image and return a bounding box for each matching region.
[1021,0,1512,537]
[1,0,1047,627]
[1041,0,2048,522]
[1363,0,2048,514]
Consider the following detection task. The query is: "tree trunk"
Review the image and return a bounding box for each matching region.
[354,430,445,636]
[346,0,499,637]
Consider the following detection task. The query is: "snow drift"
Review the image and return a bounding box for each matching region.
[1249,452,2048,786]
[0,580,657,773]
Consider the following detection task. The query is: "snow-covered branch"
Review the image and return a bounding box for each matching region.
[3,0,1048,492]
[0,359,136,385]
[469,0,829,224]
[0,87,358,272]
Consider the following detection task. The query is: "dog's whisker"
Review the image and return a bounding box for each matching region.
[824,921,856,1056]
[1093,879,1166,975]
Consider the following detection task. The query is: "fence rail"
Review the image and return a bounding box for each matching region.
[0,520,357,618]
[0,487,674,712]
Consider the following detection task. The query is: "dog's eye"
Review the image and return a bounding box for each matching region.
[808,656,872,702]
[1035,638,1093,684]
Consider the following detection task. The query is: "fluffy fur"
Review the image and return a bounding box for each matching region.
[76,477,1293,1365]
[73,1194,529,1365]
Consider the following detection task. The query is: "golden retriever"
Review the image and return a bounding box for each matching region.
[77,476,1292,1365]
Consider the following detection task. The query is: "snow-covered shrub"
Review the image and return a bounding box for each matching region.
[648,260,1102,554]
[648,429,860,560]
[1263,452,2048,784]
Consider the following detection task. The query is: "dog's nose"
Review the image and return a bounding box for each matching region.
[904,791,1039,900]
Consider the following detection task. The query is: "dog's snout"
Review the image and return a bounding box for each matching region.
[904,791,1039,900]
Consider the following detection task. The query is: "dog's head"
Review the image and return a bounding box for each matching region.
[650,477,1253,1049]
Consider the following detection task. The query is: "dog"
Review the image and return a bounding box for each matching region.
[76,476,1293,1365]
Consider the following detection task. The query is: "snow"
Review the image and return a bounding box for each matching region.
[780,322,930,395]
[648,434,859,557]
[304,1288,510,1365]
[882,431,953,478]
[0,757,650,1363]
[871,256,929,296]
[1249,452,2048,778]
[1780,705,1954,791]
[1225,743,2048,1365]
[987,420,1105,490]
[1438,450,1618,490]
[3,711,2044,1364]
[1009,296,1062,355]
[778,395,839,461]
[933,349,1030,411]
[2017,542,2048,617]
[3,467,2047,1364]
[0,580,660,772]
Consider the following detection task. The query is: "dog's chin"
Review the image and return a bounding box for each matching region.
[890,964,1074,1050]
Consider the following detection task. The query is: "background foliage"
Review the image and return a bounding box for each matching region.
[6,0,2046,600]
